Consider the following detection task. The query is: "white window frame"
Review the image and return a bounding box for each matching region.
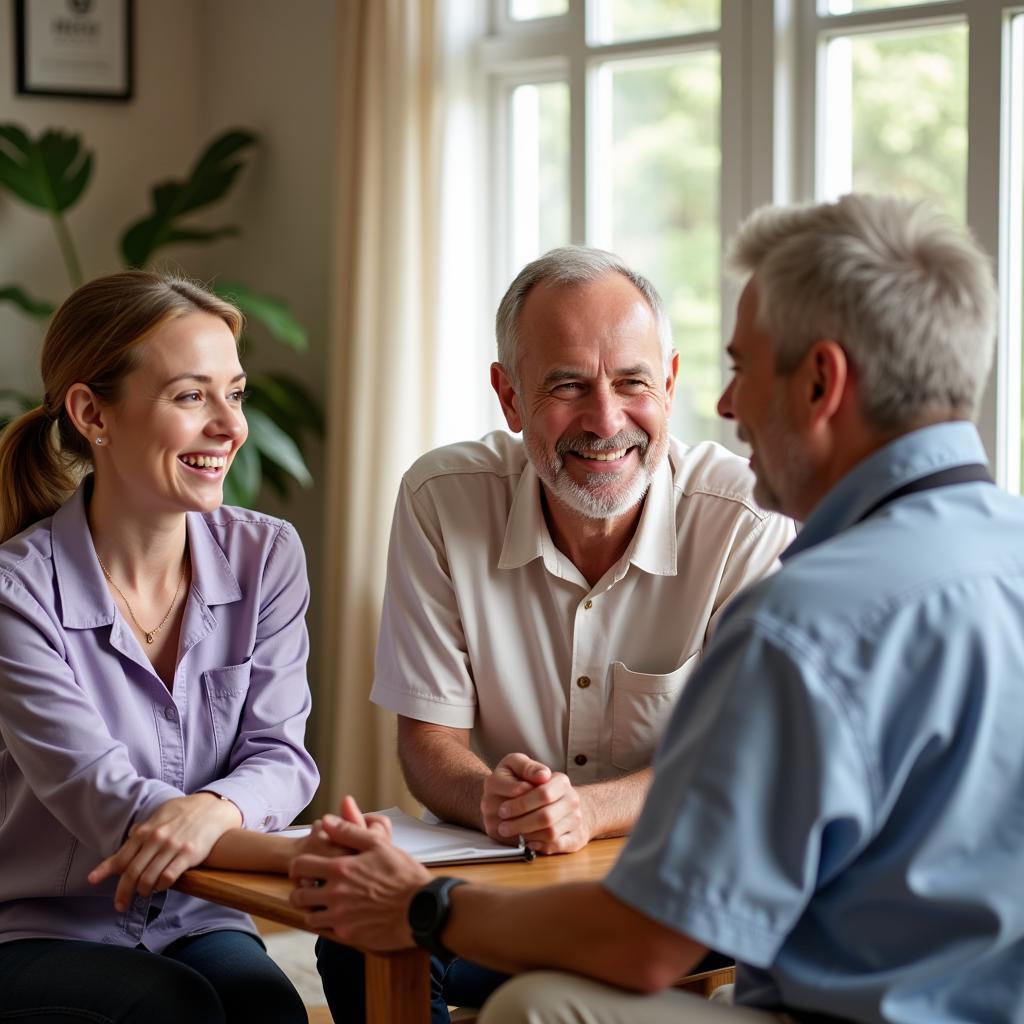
[792,0,1021,486]
[481,0,778,446]
[479,0,1024,472]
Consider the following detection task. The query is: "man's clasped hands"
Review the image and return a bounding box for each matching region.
[289,752,588,949]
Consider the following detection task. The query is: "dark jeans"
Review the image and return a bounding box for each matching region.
[316,938,511,1024]
[0,930,307,1024]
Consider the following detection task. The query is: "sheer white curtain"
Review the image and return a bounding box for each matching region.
[316,0,490,813]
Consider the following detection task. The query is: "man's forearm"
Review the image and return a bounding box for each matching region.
[579,767,653,839]
[444,880,705,992]
[398,726,490,830]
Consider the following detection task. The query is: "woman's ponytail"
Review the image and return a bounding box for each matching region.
[0,405,79,543]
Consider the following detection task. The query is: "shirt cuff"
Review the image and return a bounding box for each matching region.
[199,782,273,831]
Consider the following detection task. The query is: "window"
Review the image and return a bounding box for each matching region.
[825,0,955,11]
[595,0,720,42]
[1008,12,1024,490]
[509,81,571,269]
[480,0,1024,480]
[800,0,1018,485]
[510,0,569,20]
[485,0,727,440]
[817,22,968,219]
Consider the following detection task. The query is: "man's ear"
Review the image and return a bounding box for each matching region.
[663,349,680,410]
[490,362,523,433]
[65,383,108,445]
[802,340,849,428]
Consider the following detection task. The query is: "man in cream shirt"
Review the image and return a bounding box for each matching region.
[316,246,793,1022]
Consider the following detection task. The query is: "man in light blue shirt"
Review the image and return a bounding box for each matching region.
[291,194,1023,1023]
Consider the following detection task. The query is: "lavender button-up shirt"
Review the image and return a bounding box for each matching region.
[0,479,319,950]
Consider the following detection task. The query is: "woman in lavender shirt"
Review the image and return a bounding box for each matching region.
[0,272,321,1022]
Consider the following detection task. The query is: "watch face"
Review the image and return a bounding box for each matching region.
[408,876,464,959]
[409,887,439,933]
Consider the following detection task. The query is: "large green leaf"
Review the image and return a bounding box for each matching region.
[247,371,323,435]
[0,125,92,213]
[0,388,39,432]
[223,438,262,508]
[257,458,292,499]
[214,282,307,351]
[0,284,55,319]
[220,469,244,508]
[158,226,240,247]
[244,405,313,487]
[0,388,40,412]
[119,129,257,268]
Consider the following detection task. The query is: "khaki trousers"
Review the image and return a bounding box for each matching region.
[478,972,791,1024]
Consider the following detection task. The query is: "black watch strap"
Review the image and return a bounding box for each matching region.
[407,876,466,961]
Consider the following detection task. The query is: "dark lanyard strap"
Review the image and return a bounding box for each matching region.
[856,463,993,524]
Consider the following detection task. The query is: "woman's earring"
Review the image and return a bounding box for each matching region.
[94,437,105,446]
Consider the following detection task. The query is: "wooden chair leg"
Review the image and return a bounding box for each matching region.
[676,965,736,998]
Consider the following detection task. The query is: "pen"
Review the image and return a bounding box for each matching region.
[518,834,537,862]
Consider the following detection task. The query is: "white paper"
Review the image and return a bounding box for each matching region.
[284,807,529,866]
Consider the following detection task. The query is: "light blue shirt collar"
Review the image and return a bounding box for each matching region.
[784,420,989,561]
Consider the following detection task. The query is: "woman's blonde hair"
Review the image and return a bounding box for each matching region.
[0,270,243,544]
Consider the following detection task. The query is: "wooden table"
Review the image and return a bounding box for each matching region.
[177,837,731,1023]
[176,838,621,1023]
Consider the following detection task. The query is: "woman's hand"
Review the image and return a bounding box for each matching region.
[88,792,242,911]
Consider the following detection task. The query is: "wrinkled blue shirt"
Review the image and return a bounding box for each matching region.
[606,422,1024,1023]
[0,479,319,950]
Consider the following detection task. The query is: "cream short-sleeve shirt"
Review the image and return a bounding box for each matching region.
[371,431,794,784]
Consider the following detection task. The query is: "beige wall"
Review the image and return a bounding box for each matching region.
[195,0,337,778]
[0,0,206,390]
[0,0,337,792]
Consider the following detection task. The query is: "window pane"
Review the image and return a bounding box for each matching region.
[1010,15,1024,491]
[825,0,954,12]
[594,0,719,44]
[509,0,568,21]
[602,52,720,438]
[509,81,570,272]
[821,23,967,221]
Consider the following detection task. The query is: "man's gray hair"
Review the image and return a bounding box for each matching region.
[728,194,997,429]
[495,246,674,383]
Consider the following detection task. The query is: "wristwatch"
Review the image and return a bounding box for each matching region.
[407,876,467,961]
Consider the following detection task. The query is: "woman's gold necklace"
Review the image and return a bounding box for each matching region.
[97,554,187,644]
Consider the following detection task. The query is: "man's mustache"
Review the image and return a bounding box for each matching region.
[555,429,650,457]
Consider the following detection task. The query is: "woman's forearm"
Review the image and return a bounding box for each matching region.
[204,828,305,873]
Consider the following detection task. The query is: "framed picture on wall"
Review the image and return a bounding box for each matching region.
[15,0,134,101]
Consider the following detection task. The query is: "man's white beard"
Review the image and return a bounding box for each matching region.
[525,427,667,520]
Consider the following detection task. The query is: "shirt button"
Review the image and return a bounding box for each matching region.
[576,675,591,689]
[584,600,593,610]
[164,706,178,721]
[574,754,588,766]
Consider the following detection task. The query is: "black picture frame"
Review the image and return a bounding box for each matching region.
[15,0,134,102]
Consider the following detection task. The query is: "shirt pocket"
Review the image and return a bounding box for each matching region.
[610,652,699,772]
[202,661,253,765]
